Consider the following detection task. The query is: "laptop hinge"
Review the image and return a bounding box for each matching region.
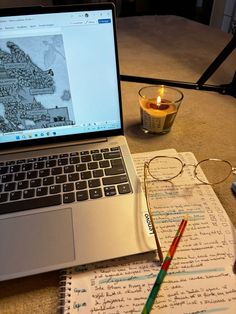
[0,138,108,156]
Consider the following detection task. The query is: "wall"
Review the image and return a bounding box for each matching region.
[210,0,236,32]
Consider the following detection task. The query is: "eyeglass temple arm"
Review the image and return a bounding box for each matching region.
[144,164,164,263]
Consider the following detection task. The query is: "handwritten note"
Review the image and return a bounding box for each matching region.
[60,150,236,314]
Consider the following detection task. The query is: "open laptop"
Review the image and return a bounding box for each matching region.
[0,3,156,281]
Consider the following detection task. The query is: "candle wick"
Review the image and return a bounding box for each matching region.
[149,103,169,110]
[158,104,169,110]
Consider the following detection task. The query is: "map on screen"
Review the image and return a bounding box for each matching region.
[0,34,75,133]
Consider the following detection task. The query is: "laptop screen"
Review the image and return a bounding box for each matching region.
[0,4,122,148]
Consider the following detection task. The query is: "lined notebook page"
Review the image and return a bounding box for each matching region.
[59,150,236,314]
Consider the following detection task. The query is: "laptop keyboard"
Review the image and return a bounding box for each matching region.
[0,146,132,215]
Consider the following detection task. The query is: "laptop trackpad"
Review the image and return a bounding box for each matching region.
[0,208,75,278]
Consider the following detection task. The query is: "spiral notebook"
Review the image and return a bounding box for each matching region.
[58,150,236,314]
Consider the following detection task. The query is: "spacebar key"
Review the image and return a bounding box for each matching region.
[0,195,62,215]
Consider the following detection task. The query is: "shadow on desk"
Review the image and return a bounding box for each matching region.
[125,122,169,140]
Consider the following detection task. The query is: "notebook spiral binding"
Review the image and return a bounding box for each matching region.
[58,269,72,314]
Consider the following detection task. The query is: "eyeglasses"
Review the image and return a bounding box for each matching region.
[143,155,236,262]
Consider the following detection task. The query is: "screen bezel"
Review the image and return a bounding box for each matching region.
[0,3,124,151]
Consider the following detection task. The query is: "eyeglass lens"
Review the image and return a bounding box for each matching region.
[148,156,183,181]
[195,159,232,184]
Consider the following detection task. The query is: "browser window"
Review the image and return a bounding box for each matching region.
[0,9,121,144]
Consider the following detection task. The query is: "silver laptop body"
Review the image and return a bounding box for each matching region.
[0,3,156,281]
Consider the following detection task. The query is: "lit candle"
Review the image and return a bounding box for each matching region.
[140,96,177,134]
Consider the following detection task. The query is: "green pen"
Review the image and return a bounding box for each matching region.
[141,218,188,314]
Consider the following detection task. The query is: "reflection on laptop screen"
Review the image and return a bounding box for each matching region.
[0,8,121,144]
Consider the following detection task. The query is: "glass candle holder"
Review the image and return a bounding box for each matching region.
[139,85,184,134]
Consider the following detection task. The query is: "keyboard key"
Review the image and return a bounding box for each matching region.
[104,165,125,176]
[68,173,79,181]
[39,169,50,177]
[43,177,54,186]
[27,158,37,163]
[111,158,123,166]
[23,189,35,199]
[92,153,103,161]
[103,152,121,159]
[18,180,29,189]
[88,162,98,170]
[46,160,57,167]
[0,166,8,175]
[56,175,67,184]
[89,188,103,199]
[76,181,87,190]
[50,185,61,194]
[16,159,25,164]
[0,193,8,203]
[111,147,120,151]
[22,163,33,171]
[80,150,89,155]
[4,182,16,192]
[49,155,58,160]
[60,153,68,158]
[14,172,26,181]
[88,179,101,188]
[64,165,75,173]
[99,160,110,168]
[102,175,128,185]
[0,195,62,215]
[118,183,131,194]
[63,183,74,192]
[9,165,21,173]
[10,191,22,201]
[70,156,80,164]
[36,187,48,196]
[81,171,92,180]
[104,186,116,196]
[81,155,92,162]
[76,190,88,201]
[27,170,38,179]
[1,174,13,183]
[38,156,47,161]
[30,178,42,187]
[93,169,104,178]
[34,161,45,169]
[58,158,68,166]
[76,164,86,172]
[70,152,79,156]
[51,167,62,175]
[63,192,75,203]
[101,148,109,152]
[6,160,15,165]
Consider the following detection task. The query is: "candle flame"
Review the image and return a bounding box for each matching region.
[157,96,161,107]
